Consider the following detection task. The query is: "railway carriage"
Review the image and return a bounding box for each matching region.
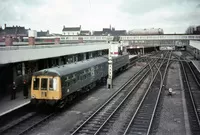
[31,54,129,108]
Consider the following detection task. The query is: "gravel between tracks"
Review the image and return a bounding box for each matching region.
[107,75,151,135]
[28,66,143,135]
[155,62,190,135]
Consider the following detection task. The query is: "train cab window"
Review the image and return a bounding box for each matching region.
[41,78,48,90]
[33,78,39,90]
[49,78,57,91]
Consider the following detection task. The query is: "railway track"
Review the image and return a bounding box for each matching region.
[0,52,162,135]
[0,111,55,135]
[70,52,169,135]
[180,58,200,134]
[122,51,171,135]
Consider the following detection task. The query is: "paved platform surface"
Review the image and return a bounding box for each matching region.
[0,91,30,117]
[129,55,137,59]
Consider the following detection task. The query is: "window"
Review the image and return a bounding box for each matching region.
[66,82,70,87]
[49,78,57,91]
[33,78,39,90]
[41,78,48,90]
[68,74,73,79]
[73,79,76,84]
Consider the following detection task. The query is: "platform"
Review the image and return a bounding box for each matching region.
[191,60,200,73]
[189,40,200,50]
[129,55,138,59]
[0,91,30,117]
[0,55,137,117]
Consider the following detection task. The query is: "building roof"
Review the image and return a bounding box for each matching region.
[0,26,28,37]
[93,31,104,36]
[111,30,126,36]
[63,27,81,31]
[80,30,91,35]
[37,30,49,37]
[93,29,126,36]
[81,30,90,33]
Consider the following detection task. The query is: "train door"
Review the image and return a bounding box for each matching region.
[91,67,95,78]
[40,78,48,98]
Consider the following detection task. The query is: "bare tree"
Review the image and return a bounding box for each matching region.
[185,25,196,34]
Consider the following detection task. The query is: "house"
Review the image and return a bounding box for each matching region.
[37,30,50,37]
[93,25,126,36]
[0,24,28,42]
[62,25,81,35]
[80,30,91,35]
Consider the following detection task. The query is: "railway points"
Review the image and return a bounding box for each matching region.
[154,56,190,135]
[0,59,145,135]
[1,34,200,135]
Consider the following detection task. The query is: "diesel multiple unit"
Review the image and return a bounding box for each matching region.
[31,54,129,108]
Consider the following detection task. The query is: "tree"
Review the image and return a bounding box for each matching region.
[185,26,195,34]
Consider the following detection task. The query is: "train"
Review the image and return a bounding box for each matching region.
[186,44,200,60]
[30,53,130,108]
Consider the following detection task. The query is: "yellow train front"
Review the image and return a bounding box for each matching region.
[31,74,62,106]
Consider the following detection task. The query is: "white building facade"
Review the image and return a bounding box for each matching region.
[62,25,81,35]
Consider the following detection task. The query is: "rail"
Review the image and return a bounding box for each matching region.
[0,111,55,135]
[70,52,163,135]
[180,57,200,134]
[123,51,171,135]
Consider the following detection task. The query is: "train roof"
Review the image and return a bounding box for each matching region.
[33,56,108,77]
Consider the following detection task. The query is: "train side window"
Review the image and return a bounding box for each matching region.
[41,78,48,90]
[73,79,76,84]
[66,82,70,87]
[33,78,39,90]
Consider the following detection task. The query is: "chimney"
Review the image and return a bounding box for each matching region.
[4,24,6,29]
[63,25,65,29]
[5,36,13,46]
[110,24,111,30]
[80,25,81,28]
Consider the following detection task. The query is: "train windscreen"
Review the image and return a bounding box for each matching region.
[41,78,48,90]
[33,78,39,90]
[49,78,57,91]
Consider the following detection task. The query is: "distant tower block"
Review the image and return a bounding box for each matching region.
[28,30,37,45]
[5,36,13,46]
[55,37,60,44]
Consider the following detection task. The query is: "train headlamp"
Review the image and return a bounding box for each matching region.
[31,95,36,98]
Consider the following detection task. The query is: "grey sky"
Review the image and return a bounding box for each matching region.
[0,0,199,34]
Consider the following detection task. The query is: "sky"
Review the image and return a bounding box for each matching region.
[0,0,200,34]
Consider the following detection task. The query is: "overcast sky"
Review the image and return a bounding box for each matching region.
[0,0,200,34]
